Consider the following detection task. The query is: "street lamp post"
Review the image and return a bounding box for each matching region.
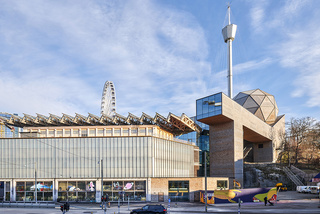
[35,162,37,204]
[205,151,207,212]
[101,159,103,199]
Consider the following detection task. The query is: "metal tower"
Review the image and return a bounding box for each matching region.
[222,6,237,98]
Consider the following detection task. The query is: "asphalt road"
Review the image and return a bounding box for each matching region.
[1,191,319,214]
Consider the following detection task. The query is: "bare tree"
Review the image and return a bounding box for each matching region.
[288,117,316,165]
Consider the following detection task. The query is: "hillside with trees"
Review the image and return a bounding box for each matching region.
[277,117,320,170]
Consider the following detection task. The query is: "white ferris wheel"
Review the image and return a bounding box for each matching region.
[101,81,116,117]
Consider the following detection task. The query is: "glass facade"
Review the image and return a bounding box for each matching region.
[58,181,96,202]
[16,181,53,201]
[176,117,209,176]
[168,181,189,202]
[196,93,222,120]
[103,180,146,201]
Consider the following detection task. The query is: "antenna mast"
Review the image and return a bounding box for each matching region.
[222,6,237,98]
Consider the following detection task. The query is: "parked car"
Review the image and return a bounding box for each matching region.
[296,186,307,193]
[310,186,319,194]
[130,205,167,214]
[301,186,311,194]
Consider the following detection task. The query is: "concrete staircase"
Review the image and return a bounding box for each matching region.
[283,166,304,186]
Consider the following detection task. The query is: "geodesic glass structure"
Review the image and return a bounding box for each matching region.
[233,89,279,124]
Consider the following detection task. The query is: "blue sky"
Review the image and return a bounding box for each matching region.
[0,0,319,121]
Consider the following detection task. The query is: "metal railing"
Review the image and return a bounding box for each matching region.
[283,166,304,186]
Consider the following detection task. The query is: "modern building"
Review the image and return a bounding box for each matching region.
[177,117,209,176]
[196,90,285,187]
[0,112,228,202]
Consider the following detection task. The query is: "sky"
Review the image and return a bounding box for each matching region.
[0,0,320,121]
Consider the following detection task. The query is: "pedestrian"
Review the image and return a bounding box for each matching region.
[264,196,274,206]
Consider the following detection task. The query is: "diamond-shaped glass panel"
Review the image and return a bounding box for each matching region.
[246,107,258,114]
[235,96,248,106]
[243,96,259,109]
[251,95,265,105]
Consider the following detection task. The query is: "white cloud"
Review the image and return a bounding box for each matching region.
[212,58,273,94]
[272,1,320,108]
[250,0,310,33]
[0,0,211,118]
[250,0,268,33]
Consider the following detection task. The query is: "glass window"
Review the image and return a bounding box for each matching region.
[44,192,53,201]
[139,128,146,135]
[57,130,63,137]
[4,182,8,191]
[59,181,68,191]
[16,182,25,191]
[122,129,129,136]
[168,181,189,202]
[78,181,86,191]
[196,93,223,120]
[87,192,95,201]
[135,181,145,191]
[58,192,67,201]
[131,129,138,136]
[135,192,146,201]
[68,181,77,191]
[217,180,228,189]
[26,182,34,191]
[68,192,77,201]
[40,130,46,137]
[86,181,95,191]
[37,192,43,201]
[64,130,71,137]
[124,181,134,191]
[196,99,202,116]
[97,129,104,136]
[124,192,134,200]
[106,129,112,136]
[89,129,95,136]
[25,192,34,201]
[114,129,120,136]
[44,181,53,192]
[16,192,24,201]
[103,181,112,191]
[5,192,10,201]
[81,129,88,137]
[48,130,54,137]
[78,192,86,201]
[113,181,123,191]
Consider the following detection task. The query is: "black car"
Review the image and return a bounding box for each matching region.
[130,204,167,214]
